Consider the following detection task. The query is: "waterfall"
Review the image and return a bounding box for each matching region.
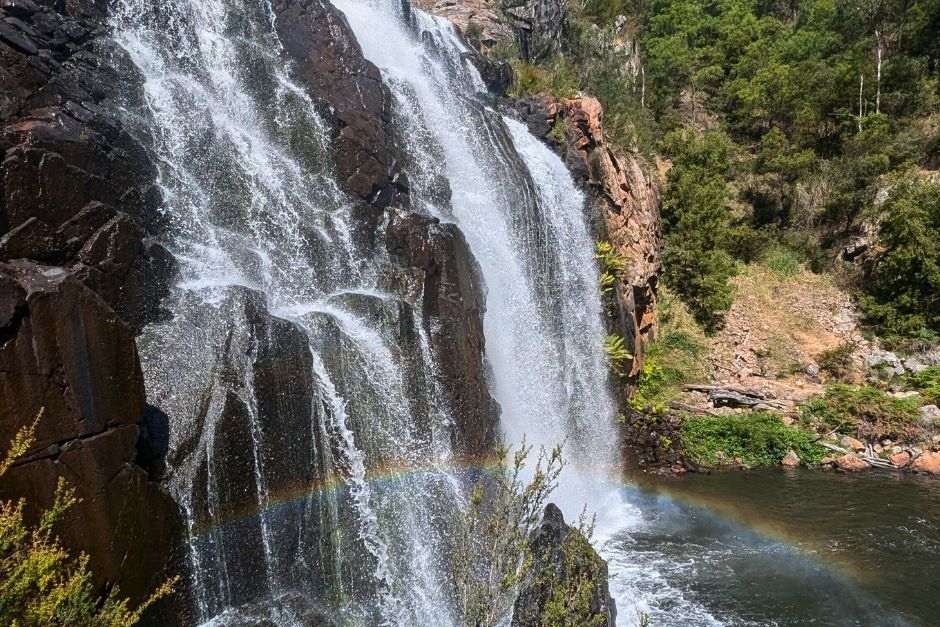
[112,0,468,624]
[329,0,620,468]
[110,0,659,623]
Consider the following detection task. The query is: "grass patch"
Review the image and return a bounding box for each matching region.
[801,384,922,443]
[907,366,940,405]
[681,412,827,467]
[759,246,804,279]
[631,330,706,412]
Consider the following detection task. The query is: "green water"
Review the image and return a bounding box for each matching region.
[617,468,940,626]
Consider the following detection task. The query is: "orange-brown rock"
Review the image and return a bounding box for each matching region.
[835,454,871,472]
[411,0,510,48]
[840,436,866,452]
[910,451,940,474]
[890,451,912,466]
[554,96,662,379]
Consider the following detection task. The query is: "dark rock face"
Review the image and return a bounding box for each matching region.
[512,503,616,627]
[143,286,337,615]
[385,210,500,458]
[0,1,187,623]
[270,0,409,218]
[0,262,188,625]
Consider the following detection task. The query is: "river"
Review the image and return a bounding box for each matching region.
[605,469,940,627]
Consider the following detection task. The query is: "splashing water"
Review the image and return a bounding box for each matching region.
[112,0,467,624]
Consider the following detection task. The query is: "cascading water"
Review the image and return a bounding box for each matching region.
[325,0,715,623]
[112,0,471,625]
[108,0,728,622]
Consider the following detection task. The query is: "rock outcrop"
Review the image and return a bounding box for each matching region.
[270,0,500,460]
[0,1,188,623]
[272,0,409,224]
[412,0,569,62]
[385,210,500,457]
[512,503,616,627]
[0,0,187,624]
[516,95,663,382]
[411,0,511,48]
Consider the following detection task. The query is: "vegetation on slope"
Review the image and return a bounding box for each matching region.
[496,0,940,341]
[0,414,177,626]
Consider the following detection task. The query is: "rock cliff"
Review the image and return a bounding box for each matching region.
[0,0,187,622]
[516,95,663,382]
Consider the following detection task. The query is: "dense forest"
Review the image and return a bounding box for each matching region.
[495,0,939,345]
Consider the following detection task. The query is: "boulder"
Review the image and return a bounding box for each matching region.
[840,435,866,452]
[781,449,801,467]
[512,504,616,627]
[890,451,912,466]
[920,404,940,425]
[910,451,940,474]
[835,454,870,472]
[904,357,929,374]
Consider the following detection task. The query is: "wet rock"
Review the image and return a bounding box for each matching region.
[512,504,616,627]
[835,454,870,472]
[911,451,940,474]
[0,2,186,620]
[781,449,801,467]
[385,210,500,458]
[141,287,334,613]
[270,0,408,215]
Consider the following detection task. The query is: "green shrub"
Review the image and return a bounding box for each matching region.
[908,366,940,405]
[816,342,856,380]
[604,334,633,376]
[631,331,706,411]
[681,412,826,467]
[801,385,922,443]
[859,175,940,345]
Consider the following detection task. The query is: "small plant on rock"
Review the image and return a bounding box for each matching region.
[451,440,565,627]
[817,342,856,380]
[604,334,633,376]
[0,411,178,627]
